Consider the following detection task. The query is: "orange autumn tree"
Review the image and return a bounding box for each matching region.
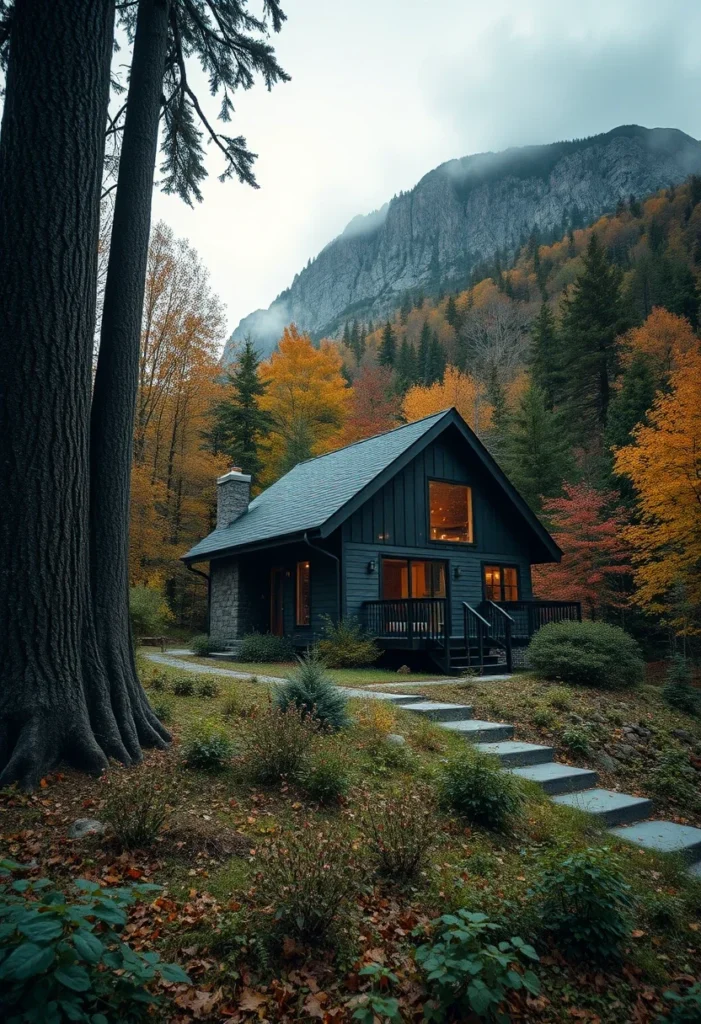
[259,325,351,482]
[618,306,697,380]
[614,347,701,635]
[532,483,632,618]
[402,366,493,436]
[340,364,399,445]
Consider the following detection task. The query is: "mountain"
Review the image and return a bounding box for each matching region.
[225,126,701,359]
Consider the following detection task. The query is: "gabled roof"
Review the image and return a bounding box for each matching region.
[182,408,561,563]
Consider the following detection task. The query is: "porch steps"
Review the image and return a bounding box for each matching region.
[509,762,599,796]
[474,740,554,767]
[552,789,653,827]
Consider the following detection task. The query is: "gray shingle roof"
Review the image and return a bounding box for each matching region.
[182,411,448,562]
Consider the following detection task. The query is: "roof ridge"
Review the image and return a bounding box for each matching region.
[295,407,453,468]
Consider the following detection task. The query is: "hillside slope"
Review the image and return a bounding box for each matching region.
[225,126,701,358]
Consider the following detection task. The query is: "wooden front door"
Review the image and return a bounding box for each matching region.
[270,567,285,636]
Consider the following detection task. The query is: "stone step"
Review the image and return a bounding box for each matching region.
[510,762,598,795]
[609,820,701,862]
[553,788,653,827]
[440,719,515,743]
[397,700,473,722]
[688,861,701,878]
[474,740,555,767]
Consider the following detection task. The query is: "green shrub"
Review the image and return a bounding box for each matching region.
[181,723,234,773]
[238,631,294,663]
[662,981,701,1023]
[528,620,644,690]
[662,657,700,717]
[150,699,173,724]
[146,670,168,692]
[415,909,540,1021]
[222,694,245,719]
[351,964,402,1024]
[255,828,363,944]
[300,742,351,804]
[196,679,220,698]
[364,785,437,880]
[316,615,380,668]
[171,675,195,697]
[532,848,633,960]
[649,748,700,808]
[438,750,524,830]
[561,726,590,757]
[129,584,171,638]
[275,652,349,730]
[545,685,572,710]
[366,736,416,774]
[0,866,189,1023]
[102,771,175,849]
[243,703,317,784]
[190,634,217,656]
[532,709,556,729]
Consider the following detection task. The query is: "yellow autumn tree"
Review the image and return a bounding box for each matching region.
[618,306,697,378]
[259,325,351,482]
[614,348,701,634]
[402,366,493,436]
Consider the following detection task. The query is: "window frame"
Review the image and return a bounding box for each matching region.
[481,562,520,603]
[426,477,475,547]
[295,559,311,627]
[380,555,449,600]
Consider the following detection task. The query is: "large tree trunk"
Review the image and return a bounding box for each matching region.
[90,0,172,753]
[0,0,133,788]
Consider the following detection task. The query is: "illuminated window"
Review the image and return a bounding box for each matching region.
[483,565,519,602]
[296,561,310,625]
[429,481,473,543]
[382,558,446,599]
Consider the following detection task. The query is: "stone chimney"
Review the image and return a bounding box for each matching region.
[216,467,251,529]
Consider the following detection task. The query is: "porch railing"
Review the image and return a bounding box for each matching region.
[481,600,514,672]
[363,598,447,645]
[462,602,490,673]
[489,600,581,642]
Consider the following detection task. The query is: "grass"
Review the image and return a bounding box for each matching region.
[3,658,699,1024]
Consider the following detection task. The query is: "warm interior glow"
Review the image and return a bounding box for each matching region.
[382,558,446,599]
[484,565,519,602]
[429,481,473,543]
[296,560,311,625]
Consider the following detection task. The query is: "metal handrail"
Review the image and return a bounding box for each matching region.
[462,602,490,628]
[462,601,489,673]
[485,599,514,623]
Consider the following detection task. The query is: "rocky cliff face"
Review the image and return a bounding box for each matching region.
[225,126,701,358]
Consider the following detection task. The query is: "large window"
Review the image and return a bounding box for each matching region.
[382,558,446,599]
[429,481,473,543]
[296,560,311,626]
[483,565,519,602]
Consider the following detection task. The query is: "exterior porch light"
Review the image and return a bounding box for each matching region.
[453,566,462,579]
[367,559,377,574]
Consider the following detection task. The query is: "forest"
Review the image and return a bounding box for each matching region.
[134,178,701,652]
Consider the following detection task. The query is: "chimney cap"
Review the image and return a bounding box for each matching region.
[217,468,251,485]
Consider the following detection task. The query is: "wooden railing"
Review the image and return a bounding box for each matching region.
[462,602,490,673]
[363,598,447,646]
[488,600,581,641]
[482,600,514,672]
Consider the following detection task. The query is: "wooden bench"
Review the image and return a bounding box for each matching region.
[138,636,167,652]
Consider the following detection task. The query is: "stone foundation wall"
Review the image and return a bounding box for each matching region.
[209,558,241,644]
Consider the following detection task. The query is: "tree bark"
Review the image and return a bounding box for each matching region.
[90,0,172,753]
[0,0,131,788]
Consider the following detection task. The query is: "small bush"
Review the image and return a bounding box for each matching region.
[528,620,644,689]
[545,685,572,710]
[150,698,174,724]
[129,584,172,638]
[255,827,363,944]
[171,675,195,697]
[415,909,540,1021]
[366,736,416,773]
[222,694,245,719]
[0,866,189,1023]
[181,723,234,773]
[410,717,447,753]
[275,652,349,730]
[649,748,700,808]
[356,699,396,738]
[190,634,217,656]
[196,679,220,698]
[662,656,700,717]
[662,981,701,1023]
[300,742,351,804]
[239,631,294,663]
[102,771,176,849]
[533,708,556,728]
[438,749,524,830]
[561,726,590,757]
[532,848,633,960]
[364,786,437,880]
[243,703,317,784]
[316,615,380,668]
[147,670,168,692]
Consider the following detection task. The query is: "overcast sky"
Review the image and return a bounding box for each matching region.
[150,0,701,340]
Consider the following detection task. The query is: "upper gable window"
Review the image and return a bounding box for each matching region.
[429,481,473,544]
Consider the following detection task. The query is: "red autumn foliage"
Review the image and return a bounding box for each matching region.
[339,364,399,445]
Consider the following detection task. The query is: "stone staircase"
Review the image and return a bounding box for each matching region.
[382,693,701,875]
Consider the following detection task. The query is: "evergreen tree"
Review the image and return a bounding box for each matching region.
[605,353,657,452]
[484,367,509,460]
[502,385,572,511]
[530,302,560,409]
[349,319,360,361]
[378,320,396,366]
[445,294,459,329]
[417,321,432,384]
[342,322,350,347]
[427,331,445,383]
[206,338,272,482]
[413,289,425,310]
[400,293,412,324]
[395,338,417,392]
[559,234,627,434]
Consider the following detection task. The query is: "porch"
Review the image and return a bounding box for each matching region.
[361,597,581,675]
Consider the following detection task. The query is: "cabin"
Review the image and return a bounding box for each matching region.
[182,408,580,674]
